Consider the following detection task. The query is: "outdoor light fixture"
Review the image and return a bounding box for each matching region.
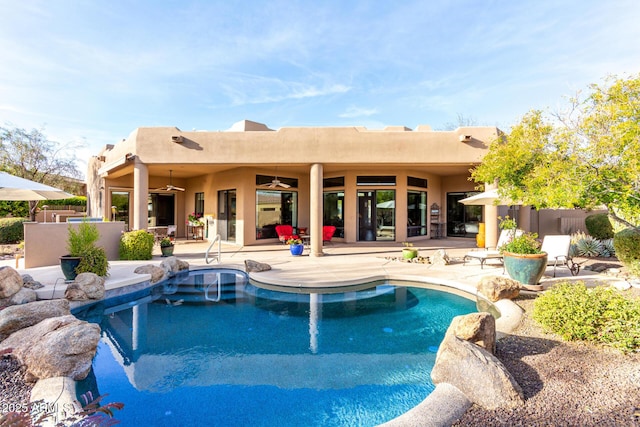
[459,135,472,142]
[171,135,184,143]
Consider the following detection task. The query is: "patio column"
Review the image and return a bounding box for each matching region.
[133,160,149,230]
[485,182,499,248]
[310,163,324,257]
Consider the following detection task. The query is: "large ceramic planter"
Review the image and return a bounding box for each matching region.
[290,244,304,256]
[503,252,548,286]
[60,255,82,282]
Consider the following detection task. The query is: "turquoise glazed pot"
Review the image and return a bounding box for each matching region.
[503,252,548,286]
[289,244,304,256]
[60,255,82,282]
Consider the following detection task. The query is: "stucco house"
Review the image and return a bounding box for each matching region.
[86,119,504,255]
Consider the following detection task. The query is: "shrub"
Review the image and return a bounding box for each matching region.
[501,232,542,254]
[0,218,28,243]
[66,220,109,276]
[613,227,640,277]
[76,246,109,277]
[119,230,155,260]
[533,281,640,353]
[67,221,100,256]
[585,213,614,239]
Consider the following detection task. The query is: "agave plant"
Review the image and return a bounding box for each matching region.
[599,238,616,258]
[575,235,604,257]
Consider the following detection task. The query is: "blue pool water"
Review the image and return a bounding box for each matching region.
[75,269,477,426]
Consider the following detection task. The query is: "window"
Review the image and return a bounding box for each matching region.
[323,176,344,188]
[255,190,298,239]
[195,192,204,217]
[256,174,298,188]
[323,191,344,238]
[110,191,130,229]
[407,191,427,236]
[357,175,396,186]
[407,176,428,189]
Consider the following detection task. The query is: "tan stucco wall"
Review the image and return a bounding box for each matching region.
[24,222,126,268]
[98,125,498,169]
[92,122,500,245]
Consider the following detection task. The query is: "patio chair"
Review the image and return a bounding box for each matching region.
[275,225,294,243]
[463,229,523,269]
[322,225,336,244]
[540,235,580,277]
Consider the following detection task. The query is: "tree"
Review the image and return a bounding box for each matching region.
[0,126,83,220]
[471,74,640,229]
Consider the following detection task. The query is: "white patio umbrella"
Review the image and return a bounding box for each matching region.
[459,189,519,206]
[0,171,74,200]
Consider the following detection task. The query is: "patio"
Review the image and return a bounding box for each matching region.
[4,237,607,300]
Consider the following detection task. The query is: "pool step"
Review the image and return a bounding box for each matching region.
[162,281,246,304]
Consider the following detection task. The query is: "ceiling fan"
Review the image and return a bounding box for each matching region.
[155,170,185,192]
[262,175,291,189]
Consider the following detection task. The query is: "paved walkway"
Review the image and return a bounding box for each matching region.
[4,237,603,298]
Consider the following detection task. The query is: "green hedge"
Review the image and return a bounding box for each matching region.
[585,213,614,239]
[0,218,28,243]
[613,227,640,277]
[119,230,155,260]
[533,282,640,353]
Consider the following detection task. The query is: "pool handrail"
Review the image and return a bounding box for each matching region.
[205,234,222,264]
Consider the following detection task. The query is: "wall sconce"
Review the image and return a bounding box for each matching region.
[172,135,184,143]
[459,135,472,142]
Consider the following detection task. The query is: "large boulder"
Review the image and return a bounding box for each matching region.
[1,287,37,306]
[477,276,520,302]
[245,260,272,273]
[0,315,100,382]
[448,312,496,354]
[431,335,524,410]
[21,274,44,290]
[0,266,23,299]
[0,299,71,342]
[134,265,167,283]
[160,257,189,275]
[64,273,105,301]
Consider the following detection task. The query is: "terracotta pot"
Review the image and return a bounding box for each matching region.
[503,252,548,286]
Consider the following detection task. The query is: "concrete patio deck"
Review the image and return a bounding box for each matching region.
[5,237,605,299]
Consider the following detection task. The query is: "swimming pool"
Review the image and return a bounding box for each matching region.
[74,268,478,426]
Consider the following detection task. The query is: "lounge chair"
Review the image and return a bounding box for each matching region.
[540,235,580,277]
[463,229,523,269]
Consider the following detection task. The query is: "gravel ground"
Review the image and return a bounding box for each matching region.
[453,293,640,427]
[0,356,31,415]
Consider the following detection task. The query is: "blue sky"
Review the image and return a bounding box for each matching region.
[1,0,639,175]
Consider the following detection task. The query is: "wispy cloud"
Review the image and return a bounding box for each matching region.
[339,106,378,118]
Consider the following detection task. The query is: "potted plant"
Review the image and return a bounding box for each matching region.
[286,235,304,256]
[402,242,418,260]
[501,232,548,287]
[60,221,109,281]
[187,212,203,226]
[160,237,175,257]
